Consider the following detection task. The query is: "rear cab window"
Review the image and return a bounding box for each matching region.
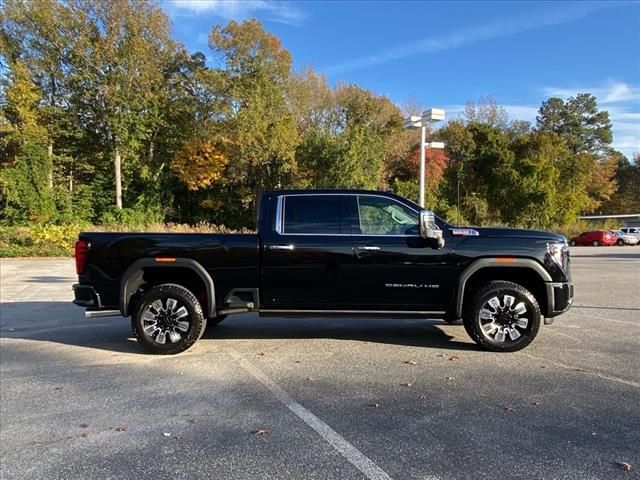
[282,195,349,234]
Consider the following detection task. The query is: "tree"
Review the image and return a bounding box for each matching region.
[64,0,176,209]
[0,59,55,222]
[600,154,640,214]
[1,0,80,188]
[293,79,403,190]
[171,139,228,191]
[0,59,47,150]
[208,20,298,211]
[463,96,509,129]
[507,132,564,228]
[536,93,613,155]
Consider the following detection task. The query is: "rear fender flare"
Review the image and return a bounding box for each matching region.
[455,258,552,318]
[119,258,216,317]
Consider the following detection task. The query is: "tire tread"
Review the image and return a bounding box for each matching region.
[463,280,541,352]
[132,283,206,355]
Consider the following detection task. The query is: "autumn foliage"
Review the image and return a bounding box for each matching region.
[171,140,228,191]
[402,147,448,189]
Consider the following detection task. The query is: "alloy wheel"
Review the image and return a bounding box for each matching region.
[479,295,529,343]
[141,298,190,345]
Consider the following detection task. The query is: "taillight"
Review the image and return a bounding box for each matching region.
[75,240,89,274]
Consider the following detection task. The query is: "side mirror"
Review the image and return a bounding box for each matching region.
[419,210,445,249]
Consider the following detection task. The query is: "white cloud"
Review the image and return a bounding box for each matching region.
[541,81,640,105]
[164,0,306,26]
[324,2,620,75]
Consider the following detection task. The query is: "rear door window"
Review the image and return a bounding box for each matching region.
[283,195,346,234]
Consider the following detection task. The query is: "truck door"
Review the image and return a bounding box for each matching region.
[260,194,354,309]
[349,194,455,312]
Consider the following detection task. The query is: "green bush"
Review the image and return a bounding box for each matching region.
[0,142,57,224]
[0,222,251,257]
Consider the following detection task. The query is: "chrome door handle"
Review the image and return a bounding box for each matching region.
[355,246,381,251]
[269,244,294,251]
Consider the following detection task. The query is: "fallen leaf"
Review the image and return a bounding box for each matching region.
[401,382,413,387]
[163,432,171,437]
[404,360,417,365]
[617,462,632,471]
[294,360,301,364]
[254,428,271,436]
[540,365,546,369]
[503,406,516,412]
[448,355,460,361]
[79,423,89,428]
[115,426,127,432]
[257,352,266,356]
[81,432,90,438]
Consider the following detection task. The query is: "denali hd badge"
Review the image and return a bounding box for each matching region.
[385,283,440,289]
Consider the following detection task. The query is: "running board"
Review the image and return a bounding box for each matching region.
[85,310,121,319]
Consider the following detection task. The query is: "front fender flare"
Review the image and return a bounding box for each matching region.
[119,258,216,318]
[455,258,552,318]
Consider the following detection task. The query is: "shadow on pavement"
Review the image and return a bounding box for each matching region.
[0,301,478,354]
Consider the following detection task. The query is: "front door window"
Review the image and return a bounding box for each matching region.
[357,195,419,236]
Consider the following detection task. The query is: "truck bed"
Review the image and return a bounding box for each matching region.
[77,232,259,309]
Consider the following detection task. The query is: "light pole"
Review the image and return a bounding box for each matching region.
[403,108,445,208]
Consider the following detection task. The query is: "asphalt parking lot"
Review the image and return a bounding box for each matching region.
[1,246,639,480]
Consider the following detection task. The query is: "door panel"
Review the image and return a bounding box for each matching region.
[261,195,354,309]
[352,234,455,310]
[349,195,455,310]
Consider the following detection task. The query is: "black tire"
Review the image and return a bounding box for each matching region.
[132,283,206,355]
[617,239,625,246]
[206,314,227,328]
[569,240,576,246]
[592,240,599,247]
[463,281,541,352]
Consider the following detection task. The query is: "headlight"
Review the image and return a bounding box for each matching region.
[548,241,569,270]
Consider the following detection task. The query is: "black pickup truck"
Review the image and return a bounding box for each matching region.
[73,189,573,354]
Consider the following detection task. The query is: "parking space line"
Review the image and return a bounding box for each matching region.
[225,347,398,480]
[523,353,640,388]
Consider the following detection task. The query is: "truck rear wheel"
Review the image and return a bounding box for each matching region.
[463,281,541,352]
[132,284,206,355]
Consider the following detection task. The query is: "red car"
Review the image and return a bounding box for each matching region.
[570,230,617,246]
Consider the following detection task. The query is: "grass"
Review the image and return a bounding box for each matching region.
[0,223,252,258]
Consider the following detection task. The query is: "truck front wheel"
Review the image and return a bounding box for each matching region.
[463,281,541,352]
[132,284,206,355]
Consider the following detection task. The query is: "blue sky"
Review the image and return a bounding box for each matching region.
[161,0,640,158]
